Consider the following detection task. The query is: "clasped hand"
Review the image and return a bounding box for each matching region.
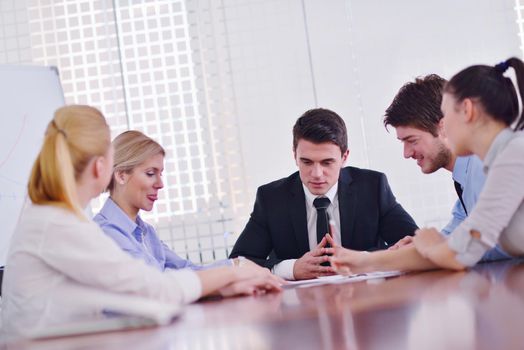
[293,234,337,280]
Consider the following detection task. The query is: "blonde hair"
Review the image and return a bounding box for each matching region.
[107,130,165,193]
[28,105,110,217]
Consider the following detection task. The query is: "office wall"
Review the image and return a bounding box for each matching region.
[227,0,521,228]
[0,0,521,261]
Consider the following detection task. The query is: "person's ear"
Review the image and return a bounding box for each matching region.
[437,118,445,134]
[437,118,449,142]
[462,98,475,123]
[94,156,106,179]
[114,169,127,185]
[341,149,350,164]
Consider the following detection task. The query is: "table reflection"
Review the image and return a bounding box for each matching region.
[3,260,524,350]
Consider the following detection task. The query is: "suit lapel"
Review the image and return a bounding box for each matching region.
[289,176,310,255]
[338,168,356,248]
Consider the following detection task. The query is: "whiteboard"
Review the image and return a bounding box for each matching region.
[0,65,65,266]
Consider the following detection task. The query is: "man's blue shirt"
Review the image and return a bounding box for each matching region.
[442,155,510,261]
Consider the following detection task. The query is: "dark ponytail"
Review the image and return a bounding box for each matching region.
[507,58,524,130]
[443,57,524,131]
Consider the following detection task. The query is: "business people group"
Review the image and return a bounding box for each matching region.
[1,106,281,336]
[383,74,510,261]
[332,58,524,273]
[3,57,524,336]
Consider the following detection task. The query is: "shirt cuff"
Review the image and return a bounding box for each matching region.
[169,269,202,303]
[272,259,297,280]
[447,230,489,267]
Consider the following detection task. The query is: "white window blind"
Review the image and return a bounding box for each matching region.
[516,0,524,56]
[0,0,32,63]
[4,0,251,264]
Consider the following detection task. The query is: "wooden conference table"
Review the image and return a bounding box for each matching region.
[5,259,524,350]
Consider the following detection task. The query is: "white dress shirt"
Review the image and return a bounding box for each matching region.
[272,183,341,280]
[1,203,202,337]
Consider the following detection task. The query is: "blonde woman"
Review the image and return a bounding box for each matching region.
[1,106,281,337]
[94,130,243,271]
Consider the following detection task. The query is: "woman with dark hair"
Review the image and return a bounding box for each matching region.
[331,57,524,273]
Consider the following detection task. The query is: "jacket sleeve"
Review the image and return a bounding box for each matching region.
[377,173,419,245]
[229,188,281,269]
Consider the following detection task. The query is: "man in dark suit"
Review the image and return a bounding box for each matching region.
[230,108,418,280]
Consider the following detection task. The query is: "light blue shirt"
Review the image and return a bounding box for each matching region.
[442,155,511,261]
[93,198,232,271]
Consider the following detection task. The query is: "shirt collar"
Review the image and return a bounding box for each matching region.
[303,182,338,207]
[452,156,469,185]
[483,128,515,173]
[99,197,139,234]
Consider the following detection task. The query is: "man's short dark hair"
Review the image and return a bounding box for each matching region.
[384,74,447,136]
[293,108,348,154]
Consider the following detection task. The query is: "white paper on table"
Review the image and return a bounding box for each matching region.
[283,270,404,289]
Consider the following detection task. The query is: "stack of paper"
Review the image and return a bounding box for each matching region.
[284,270,404,289]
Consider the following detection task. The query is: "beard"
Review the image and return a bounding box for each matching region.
[422,141,452,174]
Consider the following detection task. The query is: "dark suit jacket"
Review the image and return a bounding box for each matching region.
[230,166,418,269]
